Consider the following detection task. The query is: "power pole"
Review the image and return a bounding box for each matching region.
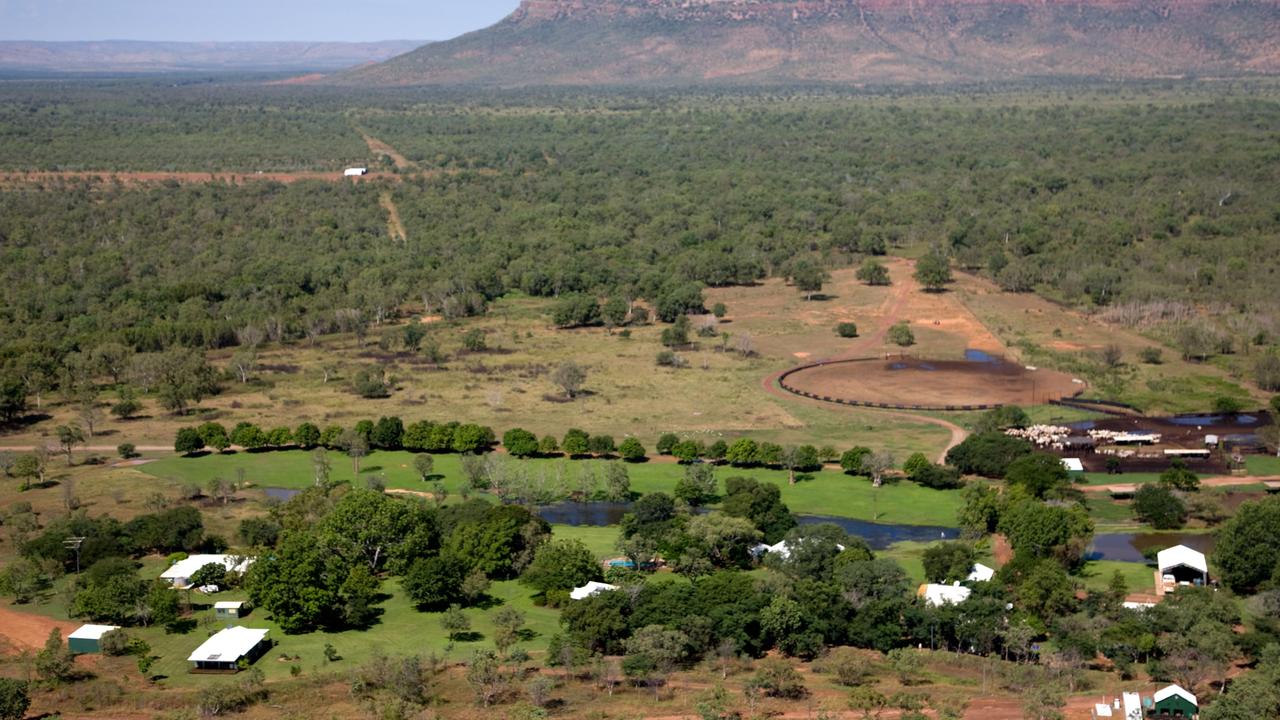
[63,536,86,574]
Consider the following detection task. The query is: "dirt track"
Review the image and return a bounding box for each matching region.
[1083,475,1280,493]
[0,170,397,186]
[760,259,970,463]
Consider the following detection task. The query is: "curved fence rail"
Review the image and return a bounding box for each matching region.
[776,356,1086,413]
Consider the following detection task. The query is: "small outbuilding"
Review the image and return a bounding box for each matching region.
[1151,684,1198,718]
[1061,458,1085,473]
[1157,545,1209,588]
[214,601,246,620]
[67,624,119,654]
[570,581,618,600]
[188,627,270,673]
[343,167,368,177]
[966,563,995,583]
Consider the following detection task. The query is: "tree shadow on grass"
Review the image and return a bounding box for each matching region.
[471,594,503,611]
[451,632,484,643]
[165,618,198,635]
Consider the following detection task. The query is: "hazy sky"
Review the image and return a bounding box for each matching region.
[0,0,522,42]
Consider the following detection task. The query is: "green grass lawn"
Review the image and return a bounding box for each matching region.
[550,524,620,559]
[53,577,561,689]
[880,540,997,586]
[1078,560,1154,595]
[1080,472,1162,487]
[142,450,965,527]
[1247,455,1280,476]
[1084,495,1140,530]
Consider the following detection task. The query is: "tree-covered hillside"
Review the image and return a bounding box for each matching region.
[0,81,1278,390]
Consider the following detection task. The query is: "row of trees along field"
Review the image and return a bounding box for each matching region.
[2,83,1280,403]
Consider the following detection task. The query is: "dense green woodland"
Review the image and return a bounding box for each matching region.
[0,81,1278,374]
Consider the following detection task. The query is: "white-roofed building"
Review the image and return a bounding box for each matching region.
[918,582,972,607]
[214,601,246,620]
[570,581,618,600]
[754,539,845,561]
[1121,692,1142,720]
[1092,702,1113,718]
[966,563,995,583]
[1062,458,1085,473]
[343,167,368,177]
[1156,545,1209,588]
[187,627,270,673]
[1152,684,1198,717]
[67,624,119,654]
[161,555,254,589]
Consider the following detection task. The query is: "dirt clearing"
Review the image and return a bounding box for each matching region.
[783,355,1083,410]
[0,604,78,652]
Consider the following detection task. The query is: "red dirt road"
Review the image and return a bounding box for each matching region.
[0,170,397,186]
[0,604,78,652]
[1082,475,1280,493]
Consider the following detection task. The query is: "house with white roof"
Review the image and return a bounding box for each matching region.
[966,563,995,583]
[1062,458,1085,473]
[751,539,845,561]
[570,581,618,600]
[918,582,972,607]
[1156,545,1208,589]
[161,554,254,589]
[187,627,270,673]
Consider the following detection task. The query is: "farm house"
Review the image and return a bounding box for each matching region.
[67,624,119,654]
[187,627,270,673]
[161,554,254,589]
[570,581,618,600]
[1157,545,1209,589]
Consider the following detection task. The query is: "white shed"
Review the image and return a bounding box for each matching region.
[1061,458,1085,473]
[343,167,368,177]
[1156,545,1208,587]
[569,581,618,600]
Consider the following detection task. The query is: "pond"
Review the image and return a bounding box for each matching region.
[1167,414,1259,427]
[964,348,1001,364]
[263,487,301,501]
[535,502,959,550]
[1087,532,1215,564]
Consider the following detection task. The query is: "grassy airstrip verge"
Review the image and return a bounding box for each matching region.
[140,449,966,526]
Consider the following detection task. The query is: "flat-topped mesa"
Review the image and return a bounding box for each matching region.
[511,0,1226,23]
[346,0,1280,85]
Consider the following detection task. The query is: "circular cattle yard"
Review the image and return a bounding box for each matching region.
[780,355,1083,411]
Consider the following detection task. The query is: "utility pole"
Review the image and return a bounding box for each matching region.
[63,536,86,574]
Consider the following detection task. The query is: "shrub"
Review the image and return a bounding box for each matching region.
[820,648,872,687]
[656,434,680,455]
[836,322,859,338]
[887,322,915,347]
[1139,346,1164,364]
[117,443,137,459]
[655,350,686,368]
[618,438,646,462]
[751,657,807,698]
[99,628,131,656]
[462,329,487,352]
[1133,485,1187,529]
[911,463,964,489]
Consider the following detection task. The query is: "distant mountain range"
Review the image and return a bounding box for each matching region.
[0,40,426,74]
[347,0,1280,86]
